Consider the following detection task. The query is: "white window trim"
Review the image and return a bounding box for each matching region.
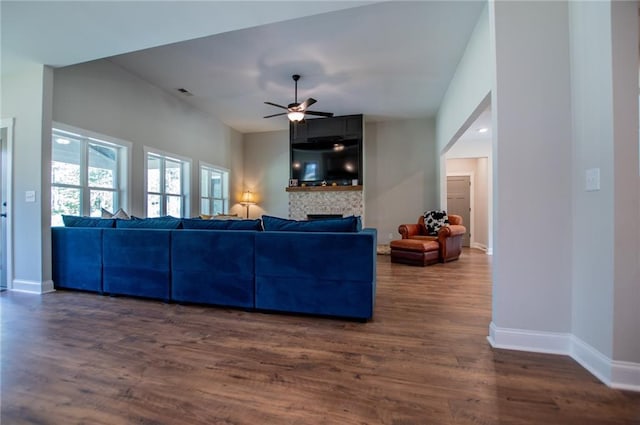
[199,161,230,215]
[143,146,192,218]
[52,122,132,216]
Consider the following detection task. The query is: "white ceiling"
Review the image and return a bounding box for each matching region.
[2,1,486,134]
[447,105,492,158]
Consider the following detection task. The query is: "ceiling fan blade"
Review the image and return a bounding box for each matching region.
[263,112,288,119]
[305,110,334,117]
[264,101,289,110]
[298,98,317,111]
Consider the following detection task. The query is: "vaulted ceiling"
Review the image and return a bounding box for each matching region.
[2,1,486,134]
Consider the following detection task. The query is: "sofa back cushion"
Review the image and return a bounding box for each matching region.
[181,218,262,231]
[115,216,182,229]
[62,215,116,228]
[262,215,361,232]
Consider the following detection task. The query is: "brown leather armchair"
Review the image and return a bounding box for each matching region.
[398,214,466,262]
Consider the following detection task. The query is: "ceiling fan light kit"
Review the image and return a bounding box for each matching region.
[264,74,333,122]
[287,111,305,122]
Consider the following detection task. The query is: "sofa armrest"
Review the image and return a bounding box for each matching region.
[398,224,423,239]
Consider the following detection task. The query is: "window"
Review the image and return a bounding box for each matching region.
[146,150,190,217]
[51,127,128,226]
[200,163,229,215]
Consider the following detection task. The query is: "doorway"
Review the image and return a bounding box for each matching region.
[0,118,13,291]
[446,175,471,247]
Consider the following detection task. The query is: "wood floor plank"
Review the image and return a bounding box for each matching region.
[2,249,639,424]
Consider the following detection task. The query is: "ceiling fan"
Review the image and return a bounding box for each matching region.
[264,74,334,122]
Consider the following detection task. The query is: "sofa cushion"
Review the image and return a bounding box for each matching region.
[62,215,116,228]
[116,216,182,229]
[423,210,449,236]
[52,227,104,292]
[262,215,360,233]
[102,229,171,300]
[181,218,262,231]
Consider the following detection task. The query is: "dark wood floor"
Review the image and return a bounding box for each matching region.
[2,249,639,424]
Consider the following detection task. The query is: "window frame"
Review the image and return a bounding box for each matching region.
[51,123,131,225]
[144,146,191,218]
[199,162,230,216]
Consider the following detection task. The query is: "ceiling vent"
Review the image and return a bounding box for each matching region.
[176,88,193,96]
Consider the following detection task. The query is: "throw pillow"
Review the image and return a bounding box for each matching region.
[182,218,262,231]
[261,215,360,233]
[199,213,240,220]
[62,215,116,228]
[101,207,130,220]
[423,210,449,236]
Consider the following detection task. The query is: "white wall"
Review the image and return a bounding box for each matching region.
[565,0,640,383]
[475,157,489,251]
[53,59,244,218]
[568,0,616,361]
[609,0,640,369]
[436,5,491,156]
[242,130,289,219]
[490,1,573,333]
[365,118,438,243]
[1,64,54,292]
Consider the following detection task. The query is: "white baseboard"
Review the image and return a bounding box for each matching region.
[570,335,612,386]
[471,242,487,251]
[611,361,640,392]
[488,322,570,354]
[470,242,493,255]
[12,279,55,294]
[488,322,640,392]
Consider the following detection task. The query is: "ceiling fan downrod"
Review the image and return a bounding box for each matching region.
[292,74,300,106]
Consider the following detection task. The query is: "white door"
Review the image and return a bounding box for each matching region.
[447,176,471,247]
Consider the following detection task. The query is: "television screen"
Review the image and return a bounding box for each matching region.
[291,139,360,185]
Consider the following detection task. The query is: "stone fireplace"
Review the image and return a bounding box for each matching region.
[287,186,364,221]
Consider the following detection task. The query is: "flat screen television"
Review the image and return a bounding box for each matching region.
[290,139,361,185]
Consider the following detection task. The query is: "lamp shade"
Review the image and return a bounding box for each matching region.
[240,191,255,205]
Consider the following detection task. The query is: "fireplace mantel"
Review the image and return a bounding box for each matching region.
[285,185,362,193]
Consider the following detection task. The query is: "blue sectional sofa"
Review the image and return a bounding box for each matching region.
[50,217,377,320]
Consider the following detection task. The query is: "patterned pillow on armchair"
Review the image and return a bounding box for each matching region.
[423,210,449,236]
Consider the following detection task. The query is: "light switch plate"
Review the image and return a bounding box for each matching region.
[585,168,600,192]
[25,190,36,203]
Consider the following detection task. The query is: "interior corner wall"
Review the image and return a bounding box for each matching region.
[0,64,50,289]
[568,0,615,361]
[364,118,437,244]
[610,0,640,366]
[491,1,572,333]
[53,59,240,218]
[242,130,289,219]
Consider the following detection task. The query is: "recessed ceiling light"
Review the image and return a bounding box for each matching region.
[477,127,489,133]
